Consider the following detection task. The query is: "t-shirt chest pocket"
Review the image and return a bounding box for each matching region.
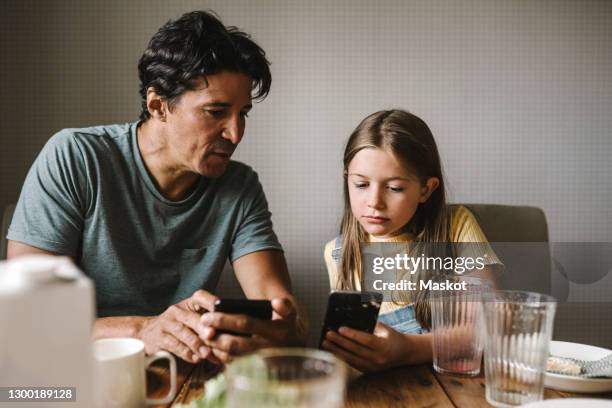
[181,245,211,270]
[174,243,227,300]
[179,242,226,277]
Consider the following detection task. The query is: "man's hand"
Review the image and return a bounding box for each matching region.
[137,290,221,364]
[197,297,305,363]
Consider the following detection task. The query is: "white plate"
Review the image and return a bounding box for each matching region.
[545,340,612,394]
[521,398,612,407]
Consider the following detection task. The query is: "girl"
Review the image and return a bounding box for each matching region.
[321,109,501,373]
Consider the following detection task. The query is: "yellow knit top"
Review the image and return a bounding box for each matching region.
[323,205,502,315]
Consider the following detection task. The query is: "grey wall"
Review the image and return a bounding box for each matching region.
[1,0,611,346]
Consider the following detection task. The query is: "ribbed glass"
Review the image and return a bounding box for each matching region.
[431,275,490,376]
[482,291,556,407]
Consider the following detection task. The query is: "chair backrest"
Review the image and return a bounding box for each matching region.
[1,204,16,260]
[459,204,549,242]
[456,203,552,294]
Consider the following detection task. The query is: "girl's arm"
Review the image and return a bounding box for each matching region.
[468,264,500,289]
[403,332,433,365]
[321,322,432,372]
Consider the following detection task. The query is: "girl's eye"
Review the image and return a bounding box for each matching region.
[388,186,404,192]
[240,111,249,118]
[353,182,368,189]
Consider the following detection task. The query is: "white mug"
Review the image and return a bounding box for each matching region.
[93,338,177,408]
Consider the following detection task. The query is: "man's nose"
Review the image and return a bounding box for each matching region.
[222,115,243,145]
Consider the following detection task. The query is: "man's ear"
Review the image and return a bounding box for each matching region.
[146,87,167,121]
[418,177,440,203]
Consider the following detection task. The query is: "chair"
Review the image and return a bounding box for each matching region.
[1,204,16,260]
[459,203,549,242]
[459,204,611,348]
[458,203,552,295]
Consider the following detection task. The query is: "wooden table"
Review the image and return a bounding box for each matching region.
[148,359,612,407]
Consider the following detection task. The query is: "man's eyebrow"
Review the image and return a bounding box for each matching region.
[348,173,412,182]
[202,102,253,110]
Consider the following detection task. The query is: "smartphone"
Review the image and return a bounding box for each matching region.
[319,290,383,347]
[213,298,273,319]
[212,299,273,336]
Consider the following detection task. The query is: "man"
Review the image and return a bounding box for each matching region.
[7,10,306,364]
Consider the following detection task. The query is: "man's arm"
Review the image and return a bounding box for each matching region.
[233,249,308,342]
[7,240,60,259]
[233,249,292,300]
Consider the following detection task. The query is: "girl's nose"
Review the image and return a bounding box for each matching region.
[367,189,385,209]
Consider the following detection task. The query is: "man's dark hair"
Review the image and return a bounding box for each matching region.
[138,10,271,121]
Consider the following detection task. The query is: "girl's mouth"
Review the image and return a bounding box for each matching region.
[364,216,389,224]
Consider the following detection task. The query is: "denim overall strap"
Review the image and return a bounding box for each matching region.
[331,235,342,265]
[378,304,426,334]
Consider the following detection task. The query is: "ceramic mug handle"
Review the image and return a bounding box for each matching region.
[145,350,177,405]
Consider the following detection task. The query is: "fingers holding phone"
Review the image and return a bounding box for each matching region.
[138,303,211,364]
[271,297,296,320]
[180,289,219,314]
[197,297,305,363]
[318,291,417,373]
[197,298,274,363]
[322,320,417,373]
[318,290,382,347]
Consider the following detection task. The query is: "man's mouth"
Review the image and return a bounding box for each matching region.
[210,151,232,158]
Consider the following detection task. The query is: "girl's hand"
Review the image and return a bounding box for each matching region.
[321,322,414,373]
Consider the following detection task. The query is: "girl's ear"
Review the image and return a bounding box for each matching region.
[146,87,168,122]
[418,177,440,203]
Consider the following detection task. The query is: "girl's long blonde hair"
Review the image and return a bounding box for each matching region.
[338,109,451,328]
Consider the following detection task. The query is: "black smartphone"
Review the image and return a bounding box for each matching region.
[212,299,273,336]
[319,290,383,347]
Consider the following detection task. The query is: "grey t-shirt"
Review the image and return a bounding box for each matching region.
[8,122,283,317]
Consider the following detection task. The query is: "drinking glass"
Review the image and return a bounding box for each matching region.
[430,275,490,376]
[482,291,556,407]
[225,348,347,408]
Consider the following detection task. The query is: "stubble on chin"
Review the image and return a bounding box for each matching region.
[199,161,229,178]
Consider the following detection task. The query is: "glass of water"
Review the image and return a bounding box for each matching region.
[225,348,347,408]
[430,275,491,376]
[482,291,556,407]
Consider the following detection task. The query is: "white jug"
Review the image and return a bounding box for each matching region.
[0,255,95,407]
